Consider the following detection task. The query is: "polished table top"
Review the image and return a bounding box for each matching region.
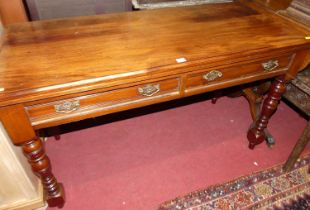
[0,0,309,107]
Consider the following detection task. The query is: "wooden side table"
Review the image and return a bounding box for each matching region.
[0,1,309,207]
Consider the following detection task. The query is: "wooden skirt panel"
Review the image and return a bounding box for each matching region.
[24,53,294,130]
[185,54,293,94]
[26,78,180,129]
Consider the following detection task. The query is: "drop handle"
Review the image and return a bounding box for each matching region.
[203,70,223,82]
[138,84,160,97]
[54,100,80,113]
[262,60,279,71]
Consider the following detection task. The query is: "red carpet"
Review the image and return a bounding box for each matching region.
[45,95,309,210]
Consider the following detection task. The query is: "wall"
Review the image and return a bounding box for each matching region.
[25,0,132,20]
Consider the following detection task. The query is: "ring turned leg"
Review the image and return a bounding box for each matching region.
[0,105,65,208]
[22,137,65,208]
[247,77,286,149]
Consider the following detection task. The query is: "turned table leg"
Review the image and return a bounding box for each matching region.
[0,105,65,208]
[247,76,286,149]
[242,81,271,121]
[243,84,276,148]
[22,137,65,207]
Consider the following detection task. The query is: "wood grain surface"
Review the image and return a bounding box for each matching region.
[0,0,309,107]
[0,0,28,25]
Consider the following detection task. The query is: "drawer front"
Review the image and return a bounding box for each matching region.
[26,78,180,127]
[185,55,292,93]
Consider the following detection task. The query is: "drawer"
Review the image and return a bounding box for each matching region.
[26,78,180,128]
[185,54,293,93]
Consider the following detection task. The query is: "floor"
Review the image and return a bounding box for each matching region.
[45,95,309,210]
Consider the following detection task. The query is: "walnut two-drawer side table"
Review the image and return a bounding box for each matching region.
[0,0,309,207]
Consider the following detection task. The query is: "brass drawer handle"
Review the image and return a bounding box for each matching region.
[54,100,80,113]
[203,70,223,82]
[262,60,279,71]
[138,84,160,97]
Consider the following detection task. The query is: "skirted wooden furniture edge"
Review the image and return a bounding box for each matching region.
[0,0,309,207]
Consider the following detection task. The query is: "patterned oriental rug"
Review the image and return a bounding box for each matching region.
[158,154,310,210]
